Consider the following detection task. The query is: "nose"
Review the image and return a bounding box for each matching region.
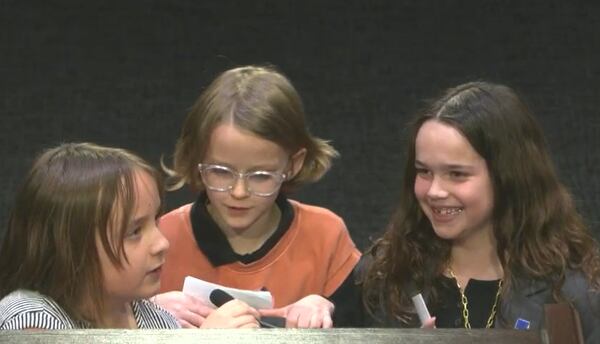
[229,176,251,199]
[152,225,170,256]
[427,176,448,199]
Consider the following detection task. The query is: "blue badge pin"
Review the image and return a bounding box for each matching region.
[514,318,531,330]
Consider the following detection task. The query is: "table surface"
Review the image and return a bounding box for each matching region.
[0,328,545,344]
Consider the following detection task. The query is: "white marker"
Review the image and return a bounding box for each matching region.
[411,293,431,325]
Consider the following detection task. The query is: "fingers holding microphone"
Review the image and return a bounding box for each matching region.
[203,289,260,329]
[202,298,261,329]
[153,291,213,328]
[187,290,334,329]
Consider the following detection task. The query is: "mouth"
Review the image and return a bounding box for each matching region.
[431,206,464,216]
[148,264,163,275]
[226,205,251,212]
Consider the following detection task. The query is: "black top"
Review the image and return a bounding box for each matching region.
[433,276,502,328]
[189,192,293,266]
[350,254,503,329]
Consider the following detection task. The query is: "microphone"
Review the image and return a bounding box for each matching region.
[209,289,285,328]
[411,293,432,325]
[406,282,432,326]
[209,288,235,307]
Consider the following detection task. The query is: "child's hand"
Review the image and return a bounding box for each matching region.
[259,294,334,328]
[153,291,213,328]
[420,316,436,329]
[201,299,260,329]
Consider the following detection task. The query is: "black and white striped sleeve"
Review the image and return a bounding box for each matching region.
[0,291,76,330]
[133,299,180,329]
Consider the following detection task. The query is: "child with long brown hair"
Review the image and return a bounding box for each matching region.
[361,82,600,341]
[0,142,260,329]
[154,65,361,328]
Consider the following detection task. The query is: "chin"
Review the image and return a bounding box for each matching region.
[228,224,253,233]
[432,226,460,241]
[433,232,455,241]
[139,289,159,300]
[142,281,161,295]
[225,217,259,231]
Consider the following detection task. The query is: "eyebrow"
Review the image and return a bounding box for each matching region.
[129,203,161,228]
[415,160,474,170]
[206,161,282,171]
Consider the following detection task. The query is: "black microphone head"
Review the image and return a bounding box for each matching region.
[210,289,234,307]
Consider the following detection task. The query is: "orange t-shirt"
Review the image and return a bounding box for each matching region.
[159,199,360,308]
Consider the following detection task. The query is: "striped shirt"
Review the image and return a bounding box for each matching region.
[0,289,180,329]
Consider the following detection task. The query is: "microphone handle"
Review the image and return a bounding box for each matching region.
[210,289,285,328]
[260,316,286,328]
[259,320,277,328]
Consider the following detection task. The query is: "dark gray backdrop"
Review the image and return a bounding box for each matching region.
[2,0,599,249]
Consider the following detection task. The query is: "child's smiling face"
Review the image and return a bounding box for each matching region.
[414,119,495,245]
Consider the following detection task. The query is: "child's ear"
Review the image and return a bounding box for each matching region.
[288,148,307,179]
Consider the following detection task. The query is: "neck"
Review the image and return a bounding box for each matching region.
[449,225,503,281]
[85,295,137,329]
[209,204,281,255]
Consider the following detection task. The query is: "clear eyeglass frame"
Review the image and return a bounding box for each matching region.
[197,163,287,197]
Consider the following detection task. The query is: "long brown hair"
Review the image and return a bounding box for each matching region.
[164,65,338,193]
[0,142,163,326]
[362,81,600,324]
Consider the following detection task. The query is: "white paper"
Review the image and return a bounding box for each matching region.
[182,275,274,309]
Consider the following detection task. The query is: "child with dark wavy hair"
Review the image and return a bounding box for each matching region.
[361,82,600,341]
[0,143,259,329]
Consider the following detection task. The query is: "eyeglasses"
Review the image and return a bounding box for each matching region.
[198,163,287,197]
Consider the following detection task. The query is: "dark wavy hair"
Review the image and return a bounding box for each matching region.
[362,81,600,325]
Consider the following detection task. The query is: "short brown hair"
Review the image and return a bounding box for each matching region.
[0,142,163,326]
[165,65,338,193]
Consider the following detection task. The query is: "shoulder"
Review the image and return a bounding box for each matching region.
[133,299,180,329]
[504,270,600,338]
[160,203,193,223]
[562,269,594,295]
[288,199,346,231]
[503,271,592,313]
[288,199,358,252]
[561,269,600,314]
[0,290,78,329]
[159,203,193,232]
[561,270,600,343]
[553,270,600,312]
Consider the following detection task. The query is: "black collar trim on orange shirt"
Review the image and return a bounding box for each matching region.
[189,192,294,266]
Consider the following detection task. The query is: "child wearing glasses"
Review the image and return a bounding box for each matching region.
[154,65,361,328]
[0,143,260,329]
[360,82,600,342]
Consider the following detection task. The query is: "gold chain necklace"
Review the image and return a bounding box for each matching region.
[447,268,503,329]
